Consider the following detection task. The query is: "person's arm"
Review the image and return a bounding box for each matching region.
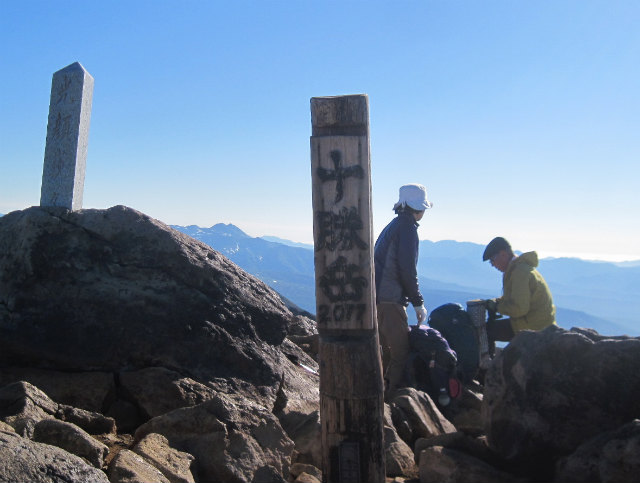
[396,222,424,307]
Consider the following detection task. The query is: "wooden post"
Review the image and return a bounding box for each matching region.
[310,95,385,483]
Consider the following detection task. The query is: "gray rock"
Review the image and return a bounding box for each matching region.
[119,367,217,419]
[0,429,109,483]
[290,463,322,481]
[286,313,318,337]
[294,472,322,483]
[440,381,484,436]
[108,449,171,483]
[414,432,501,469]
[57,404,116,434]
[271,339,321,467]
[274,364,321,469]
[33,418,109,468]
[390,387,456,447]
[252,465,288,483]
[0,380,58,436]
[0,367,115,413]
[384,404,418,478]
[0,206,316,408]
[134,393,294,483]
[555,419,640,483]
[277,406,321,468]
[132,433,195,483]
[418,446,520,483]
[288,334,319,362]
[483,326,640,480]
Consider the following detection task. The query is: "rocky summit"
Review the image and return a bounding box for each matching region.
[1,206,295,379]
[1,205,639,483]
[0,206,319,482]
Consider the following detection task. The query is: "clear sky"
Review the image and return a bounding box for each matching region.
[1,1,639,262]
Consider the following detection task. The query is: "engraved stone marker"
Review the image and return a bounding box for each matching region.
[40,62,94,210]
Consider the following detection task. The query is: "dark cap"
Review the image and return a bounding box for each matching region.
[483,237,511,261]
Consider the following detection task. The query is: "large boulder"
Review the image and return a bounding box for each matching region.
[275,402,321,468]
[56,404,116,435]
[0,429,110,483]
[273,341,321,468]
[290,463,322,482]
[418,446,519,483]
[483,326,640,480]
[0,206,317,406]
[414,432,502,469]
[0,380,58,436]
[132,432,195,483]
[554,419,640,483]
[383,404,418,478]
[33,418,109,468]
[390,387,456,447]
[134,392,295,483]
[0,367,115,413]
[108,448,171,483]
[119,367,217,419]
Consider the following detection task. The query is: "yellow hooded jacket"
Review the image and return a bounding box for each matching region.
[497,251,556,333]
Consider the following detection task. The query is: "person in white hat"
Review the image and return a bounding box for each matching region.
[374,183,433,401]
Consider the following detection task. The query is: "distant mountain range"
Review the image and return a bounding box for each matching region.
[172,223,640,337]
[3,211,635,335]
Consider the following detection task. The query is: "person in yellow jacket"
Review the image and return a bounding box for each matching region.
[482,236,556,344]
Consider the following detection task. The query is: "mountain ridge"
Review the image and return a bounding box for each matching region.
[171,223,640,336]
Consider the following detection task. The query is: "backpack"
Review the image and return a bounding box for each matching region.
[406,325,461,405]
[428,303,480,383]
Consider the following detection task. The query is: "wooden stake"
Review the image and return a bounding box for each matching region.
[310,95,385,483]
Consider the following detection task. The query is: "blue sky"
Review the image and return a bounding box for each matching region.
[1,1,639,261]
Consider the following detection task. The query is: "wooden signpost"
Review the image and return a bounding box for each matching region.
[310,95,385,483]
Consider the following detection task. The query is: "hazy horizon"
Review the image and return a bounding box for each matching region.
[2,206,638,264]
[172,218,640,264]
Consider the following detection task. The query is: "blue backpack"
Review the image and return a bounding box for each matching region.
[428,303,480,383]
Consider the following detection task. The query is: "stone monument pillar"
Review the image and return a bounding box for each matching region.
[40,62,94,211]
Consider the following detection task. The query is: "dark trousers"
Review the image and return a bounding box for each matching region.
[487,317,515,342]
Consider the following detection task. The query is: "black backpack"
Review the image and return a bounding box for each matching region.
[406,325,460,405]
[428,303,480,383]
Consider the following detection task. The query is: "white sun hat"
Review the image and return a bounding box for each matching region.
[393,183,433,211]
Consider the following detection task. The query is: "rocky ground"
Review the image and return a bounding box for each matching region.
[1,206,639,483]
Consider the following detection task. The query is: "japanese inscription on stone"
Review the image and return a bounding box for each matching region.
[40,62,94,211]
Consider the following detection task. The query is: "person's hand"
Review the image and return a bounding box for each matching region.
[415,305,428,326]
[484,298,498,312]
